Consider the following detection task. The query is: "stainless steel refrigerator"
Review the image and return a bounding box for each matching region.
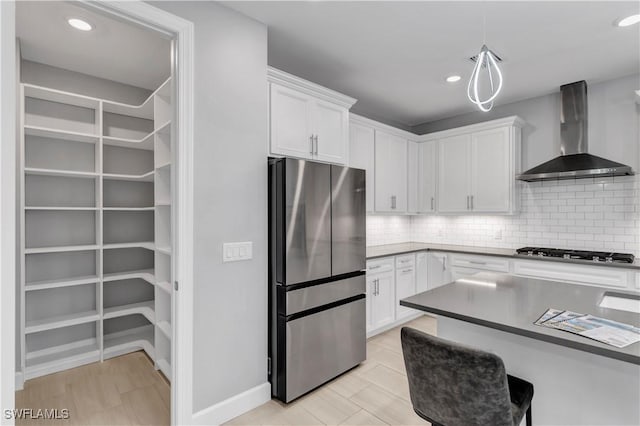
[268,157,366,403]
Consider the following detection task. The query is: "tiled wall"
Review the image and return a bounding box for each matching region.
[368,175,640,256]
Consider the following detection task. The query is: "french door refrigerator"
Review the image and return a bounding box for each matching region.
[268,157,366,403]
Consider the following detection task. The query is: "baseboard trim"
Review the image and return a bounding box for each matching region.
[192,382,271,425]
[15,371,23,391]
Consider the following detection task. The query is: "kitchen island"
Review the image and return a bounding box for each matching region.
[400,272,640,425]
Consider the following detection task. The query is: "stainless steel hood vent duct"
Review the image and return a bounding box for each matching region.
[517,81,634,182]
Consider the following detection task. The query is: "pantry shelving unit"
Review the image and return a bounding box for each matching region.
[19,78,174,382]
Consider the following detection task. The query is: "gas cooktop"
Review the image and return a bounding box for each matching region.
[516,247,635,264]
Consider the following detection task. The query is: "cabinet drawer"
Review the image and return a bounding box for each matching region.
[395,254,415,268]
[449,254,509,272]
[367,257,394,274]
[513,260,629,289]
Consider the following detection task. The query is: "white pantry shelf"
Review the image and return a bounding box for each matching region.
[103,269,155,285]
[25,275,99,292]
[103,325,155,360]
[156,246,171,256]
[103,301,155,323]
[25,206,98,211]
[25,167,98,179]
[155,162,171,170]
[103,241,155,251]
[24,125,99,144]
[25,310,100,334]
[25,244,99,254]
[24,83,101,110]
[102,77,171,120]
[24,341,100,380]
[102,207,154,211]
[103,170,154,182]
[157,321,172,340]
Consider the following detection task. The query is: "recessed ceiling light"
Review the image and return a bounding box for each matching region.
[616,14,640,27]
[67,18,92,31]
[446,75,462,83]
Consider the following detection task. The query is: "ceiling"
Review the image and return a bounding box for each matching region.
[16,1,171,91]
[224,1,640,128]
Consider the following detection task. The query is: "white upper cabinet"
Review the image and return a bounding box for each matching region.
[268,67,356,165]
[418,140,437,213]
[431,116,523,215]
[471,127,511,212]
[438,134,472,213]
[407,141,419,214]
[375,130,407,213]
[270,84,315,159]
[349,122,375,212]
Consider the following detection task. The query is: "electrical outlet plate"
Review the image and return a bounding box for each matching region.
[223,242,253,262]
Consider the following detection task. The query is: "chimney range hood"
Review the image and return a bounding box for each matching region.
[516,81,634,182]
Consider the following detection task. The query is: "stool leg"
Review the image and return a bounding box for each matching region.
[526,404,532,426]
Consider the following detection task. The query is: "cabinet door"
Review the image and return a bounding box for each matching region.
[416,252,428,293]
[270,84,314,159]
[407,141,419,214]
[450,266,486,281]
[418,141,437,213]
[372,271,395,330]
[349,123,375,212]
[438,134,471,213]
[395,266,416,320]
[471,127,510,212]
[314,99,348,164]
[375,131,407,213]
[427,253,452,289]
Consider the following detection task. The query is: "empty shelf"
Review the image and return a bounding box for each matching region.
[25,340,100,380]
[103,301,155,323]
[25,244,99,254]
[156,246,171,255]
[24,125,99,144]
[25,275,98,292]
[157,281,172,294]
[103,171,154,182]
[103,133,154,151]
[103,207,154,211]
[25,206,98,211]
[157,321,172,340]
[157,358,171,380]
[155,161,171,170]
[24,84,100,109]
[25,168,98,179]
[103,325,155,359]
[25,310,99,334]
[103,269,154,285]
[101,77,171,120]
[103,241,155,250]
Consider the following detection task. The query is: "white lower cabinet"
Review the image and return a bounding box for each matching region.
[395,254,416,320]
[427,252,452,289]
[366,268,395,333]
[513,260,630,289]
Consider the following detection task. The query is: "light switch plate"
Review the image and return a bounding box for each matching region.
[223,242,253,262]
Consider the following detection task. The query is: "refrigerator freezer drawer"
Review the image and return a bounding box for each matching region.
[284,297,366,402]
[285,274,365,316]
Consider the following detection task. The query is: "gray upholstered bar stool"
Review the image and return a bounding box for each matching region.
[401,327,534,426]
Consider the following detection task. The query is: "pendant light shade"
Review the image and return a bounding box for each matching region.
[467,44,503,112]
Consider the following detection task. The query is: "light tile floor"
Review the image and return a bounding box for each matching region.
[15,351,170,425]
[226,314,437,426]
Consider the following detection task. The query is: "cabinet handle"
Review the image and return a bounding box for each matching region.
[313,135,319,155]
[374,278,379,296]
[391,195,397,209]
[466,195,470,210]
[402,268,413,273]
[471,195,474,210]
[369,265,381,270]
[431,197,434,211]
[468,260,486,265]
[309,135,314,154]
[442,257,446,271]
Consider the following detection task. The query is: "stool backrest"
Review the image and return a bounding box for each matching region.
[401,327,514,426]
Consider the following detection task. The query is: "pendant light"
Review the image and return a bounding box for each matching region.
[467,4,503,112]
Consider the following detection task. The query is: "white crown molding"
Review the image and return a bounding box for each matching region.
[350,113,418,140]
[268,66,357,109]
[417,115,525,142]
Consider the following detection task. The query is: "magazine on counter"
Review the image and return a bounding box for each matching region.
[534,308,640,348]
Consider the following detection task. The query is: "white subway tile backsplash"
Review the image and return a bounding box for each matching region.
[367,175,640,256]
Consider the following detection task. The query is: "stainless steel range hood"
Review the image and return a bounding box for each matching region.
[517,81,634,182]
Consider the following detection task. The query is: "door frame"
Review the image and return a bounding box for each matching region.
[0,2,195,424]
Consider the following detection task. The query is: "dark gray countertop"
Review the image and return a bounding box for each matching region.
[366,242,640,270]
[400,272,640,364]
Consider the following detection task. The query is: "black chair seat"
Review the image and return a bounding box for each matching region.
[401,327,534,426]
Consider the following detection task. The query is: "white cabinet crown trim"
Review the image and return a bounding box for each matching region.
[418,115,525,142]
[267,67,357,109]
[350,113,416,140]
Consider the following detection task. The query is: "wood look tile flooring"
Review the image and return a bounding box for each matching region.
[15,351,170,425]
[226,315,437,426]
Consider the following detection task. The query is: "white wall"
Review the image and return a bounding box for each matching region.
[412,74,640,171]
[150,1,269,415]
